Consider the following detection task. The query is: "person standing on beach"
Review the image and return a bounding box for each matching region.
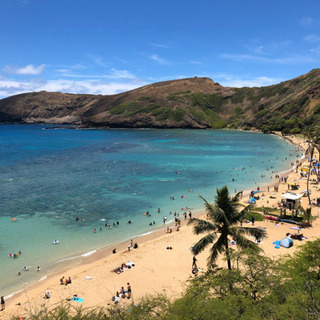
[127,283,132,298]
[1,296,5,310]
[192,256,197,268]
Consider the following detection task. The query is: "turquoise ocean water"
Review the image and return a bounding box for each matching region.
[0,125,303,296]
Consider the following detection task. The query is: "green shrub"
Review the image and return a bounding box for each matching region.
[138,96,153,102]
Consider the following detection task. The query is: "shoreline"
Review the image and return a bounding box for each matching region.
[1,132,310,319]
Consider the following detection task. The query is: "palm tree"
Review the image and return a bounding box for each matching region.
[298,205,313,227]
[305,126,320,204]
[189,186,267,270]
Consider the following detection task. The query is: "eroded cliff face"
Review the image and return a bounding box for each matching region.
[1,69,320,132]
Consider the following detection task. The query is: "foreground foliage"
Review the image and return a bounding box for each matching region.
[12,239,320,320]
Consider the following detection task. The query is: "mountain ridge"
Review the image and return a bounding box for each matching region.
[1,69,320,133]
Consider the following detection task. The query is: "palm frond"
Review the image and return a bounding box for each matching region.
[233,234,263,252]
[199,195,216,217]
[230,226,267,239]
[207,234,226,268]
[188,218,216,234]
[192,233,216,255]
[230,192,241,206]
[306,144,313,156]
[199,195,230,225]
[229,204,248,225]
[234,205,250,223]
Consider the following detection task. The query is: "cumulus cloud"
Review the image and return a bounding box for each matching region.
[2,64,46,75]
[0,77,148,98]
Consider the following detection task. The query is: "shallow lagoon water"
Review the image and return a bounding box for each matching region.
[0,125,303,295]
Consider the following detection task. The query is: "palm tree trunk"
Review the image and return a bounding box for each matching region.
[225,238,232,270]
[307,148,314,205]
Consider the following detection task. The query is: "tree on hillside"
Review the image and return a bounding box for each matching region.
[188,186,267,270]
[305,125,320,204]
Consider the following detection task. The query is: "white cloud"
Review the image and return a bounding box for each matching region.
[0,77,148,98]
[300,16,314,27]
[305,34,320,42]
[71,64,88,70]
[108,68,136,80]
[2,64,46,75]
[310,45,320,54]
[39,79,144,95]
[150,54,170,65]
[148,72,282,88]
[151,42,170,49]
[220,53,317,64]
[56,68,137,80]
[212,73,282,88]
[253,45,265,55]
[87,54,107,67]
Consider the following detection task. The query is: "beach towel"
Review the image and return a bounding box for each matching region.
[71,297,84,303]
[273,240,281,249]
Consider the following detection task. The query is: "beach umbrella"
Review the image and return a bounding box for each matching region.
[249,197,256,204]
[290,226,301,232]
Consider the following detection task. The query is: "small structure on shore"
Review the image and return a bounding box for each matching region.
[281,192,302,210]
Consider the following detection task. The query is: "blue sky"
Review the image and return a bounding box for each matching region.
[0,0,319,98]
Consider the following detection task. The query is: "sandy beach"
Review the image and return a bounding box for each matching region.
[2,133,319,320]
